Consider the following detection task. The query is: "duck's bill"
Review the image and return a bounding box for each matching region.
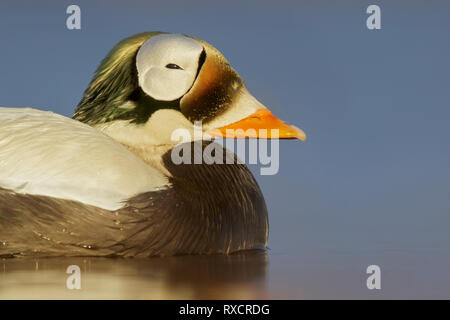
[206,109,306,141]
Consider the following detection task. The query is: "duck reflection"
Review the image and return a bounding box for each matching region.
[0,250,268,299]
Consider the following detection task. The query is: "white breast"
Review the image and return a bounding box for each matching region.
[0,108,169,210]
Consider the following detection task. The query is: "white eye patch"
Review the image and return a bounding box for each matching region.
[136,34,204,101]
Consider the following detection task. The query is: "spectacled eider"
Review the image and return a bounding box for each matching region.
[0,32,306,257]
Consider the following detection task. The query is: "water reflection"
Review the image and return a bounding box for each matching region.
[0,250,268,299]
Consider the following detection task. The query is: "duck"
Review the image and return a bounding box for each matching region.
[0,32,306,257]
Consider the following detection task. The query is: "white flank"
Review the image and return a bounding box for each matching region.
[0,108,169,210]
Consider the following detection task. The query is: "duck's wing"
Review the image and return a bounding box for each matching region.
[0,107,168,210]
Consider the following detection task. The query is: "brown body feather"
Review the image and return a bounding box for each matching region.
[0,142,268,257]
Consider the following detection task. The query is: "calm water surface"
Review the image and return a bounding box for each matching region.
[2,246,450,299]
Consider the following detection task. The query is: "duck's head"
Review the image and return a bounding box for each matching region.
[73,32,306,147]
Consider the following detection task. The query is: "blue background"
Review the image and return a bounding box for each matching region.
[1,0,449,298]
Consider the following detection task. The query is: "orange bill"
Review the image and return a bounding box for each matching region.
[206,109,306,141]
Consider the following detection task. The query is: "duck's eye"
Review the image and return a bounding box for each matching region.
[165,63,183,70]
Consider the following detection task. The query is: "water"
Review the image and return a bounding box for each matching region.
[2,245,450,299]
[1,252,269,299]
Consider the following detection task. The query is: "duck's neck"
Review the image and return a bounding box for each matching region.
[94,119,181,178]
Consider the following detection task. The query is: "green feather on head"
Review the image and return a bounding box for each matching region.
[73,32,174,125]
